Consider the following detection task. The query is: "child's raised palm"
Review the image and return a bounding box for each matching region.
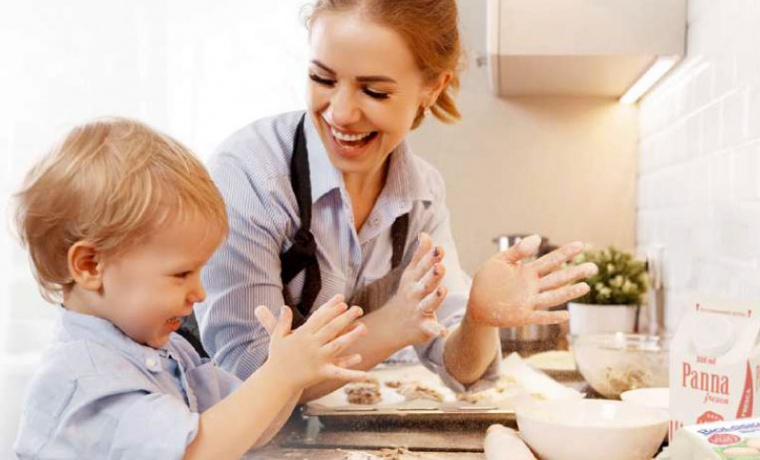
[255,295,367,389]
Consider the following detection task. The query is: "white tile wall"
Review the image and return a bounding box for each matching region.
[638,0,760,331]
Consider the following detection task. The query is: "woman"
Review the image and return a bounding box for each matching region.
[196,0,597,402]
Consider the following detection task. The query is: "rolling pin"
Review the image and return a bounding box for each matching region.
[484,424,537,460]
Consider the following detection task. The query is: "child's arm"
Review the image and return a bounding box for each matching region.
[249,391,301,449]
[183,295,366,460]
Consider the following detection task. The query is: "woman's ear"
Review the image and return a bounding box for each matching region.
[67,242,103,291]
[423,71,453,107]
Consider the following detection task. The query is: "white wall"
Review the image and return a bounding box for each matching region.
[637,0,760,331]
[0,1,308,455]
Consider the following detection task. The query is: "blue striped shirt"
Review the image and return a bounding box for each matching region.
[197,111,500,392]
[14,307,240,460]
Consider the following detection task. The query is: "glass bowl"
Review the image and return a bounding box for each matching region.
[569,333,669,399]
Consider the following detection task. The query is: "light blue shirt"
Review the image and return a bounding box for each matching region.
[198,111,500,392]
[14,308,240,460]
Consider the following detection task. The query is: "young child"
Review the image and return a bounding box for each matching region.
[12,118,368,459]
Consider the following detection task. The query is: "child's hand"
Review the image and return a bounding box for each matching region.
[255,295,367,389]
[387,233,448,346]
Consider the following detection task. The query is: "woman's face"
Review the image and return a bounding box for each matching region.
[307,11,442,177]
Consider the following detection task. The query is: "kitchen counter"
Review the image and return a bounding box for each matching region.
[244,414,490,459]
[243,373,592,459]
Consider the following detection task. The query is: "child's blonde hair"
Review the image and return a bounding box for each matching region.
[14,118,228,302]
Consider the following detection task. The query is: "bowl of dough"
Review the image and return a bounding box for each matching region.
[570,333,669,399]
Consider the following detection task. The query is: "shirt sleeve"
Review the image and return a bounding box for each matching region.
[410,164,503,393]
[199,149,291,381]
[16,373,198,460]
[108,392,200,460]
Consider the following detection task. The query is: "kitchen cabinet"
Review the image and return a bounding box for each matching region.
[487,0,687,98]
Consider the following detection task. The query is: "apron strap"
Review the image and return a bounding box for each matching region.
[280,115,321,326]
[280,114,410,327]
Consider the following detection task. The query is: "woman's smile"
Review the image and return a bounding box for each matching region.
[321,116,379,159]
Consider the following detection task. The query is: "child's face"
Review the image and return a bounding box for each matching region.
[98,215,223,349]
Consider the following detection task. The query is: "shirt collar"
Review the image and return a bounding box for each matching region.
[304,113,343,204]
[57,306,167,369]
[303,113,434,206]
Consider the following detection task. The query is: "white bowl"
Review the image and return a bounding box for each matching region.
[621,388,669,411]
[516,399,668,460]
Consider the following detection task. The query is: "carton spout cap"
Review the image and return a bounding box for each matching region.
[691,315,734,358]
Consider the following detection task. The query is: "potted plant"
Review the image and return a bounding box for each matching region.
[568,246,649,336]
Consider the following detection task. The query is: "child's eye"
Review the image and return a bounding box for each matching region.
[309,73,335,87]
[363,88,390,100]
[174,271,192,279]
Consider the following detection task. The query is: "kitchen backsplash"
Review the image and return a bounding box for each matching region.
[637,0,760,332]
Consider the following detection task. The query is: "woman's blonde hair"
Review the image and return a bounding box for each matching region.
[306,0,463,129]
[14,118,228,302]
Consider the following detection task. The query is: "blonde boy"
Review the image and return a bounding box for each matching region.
[13,118,367,459]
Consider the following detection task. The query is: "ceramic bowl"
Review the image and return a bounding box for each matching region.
[516,398,668,460]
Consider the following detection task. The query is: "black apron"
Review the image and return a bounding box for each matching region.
[282,114,411,328]
[178,114,413,356]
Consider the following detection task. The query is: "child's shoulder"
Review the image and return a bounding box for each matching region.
[22,339,151,416]
[32,338,155,391]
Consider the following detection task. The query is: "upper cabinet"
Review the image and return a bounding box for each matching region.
[486,0,687,98]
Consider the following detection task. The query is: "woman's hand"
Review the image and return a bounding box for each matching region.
[466,235,598,328]
[254,294,368,388]
[386,233,449,345]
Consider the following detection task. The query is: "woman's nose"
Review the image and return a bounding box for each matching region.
[328,86,361,126]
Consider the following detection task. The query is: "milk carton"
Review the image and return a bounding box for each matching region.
[670,297,760,441]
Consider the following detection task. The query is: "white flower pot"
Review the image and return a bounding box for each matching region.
[567,302,639,336]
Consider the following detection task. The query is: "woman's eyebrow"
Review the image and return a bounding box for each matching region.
[311,60,397,84]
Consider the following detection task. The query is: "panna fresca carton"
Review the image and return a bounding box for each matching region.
[670,297,760,442]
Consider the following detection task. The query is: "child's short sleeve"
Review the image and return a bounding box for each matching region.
[14,342,202,460]
[108,392,200,458]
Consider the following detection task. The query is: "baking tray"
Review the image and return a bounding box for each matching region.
[304,353,583,429]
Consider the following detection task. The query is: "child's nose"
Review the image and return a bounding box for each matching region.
[188,282,206,304]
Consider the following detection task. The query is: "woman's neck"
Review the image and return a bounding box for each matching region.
[343,161,389,231]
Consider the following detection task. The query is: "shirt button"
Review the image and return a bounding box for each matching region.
[145,357,158,370]
[372,217,380,226]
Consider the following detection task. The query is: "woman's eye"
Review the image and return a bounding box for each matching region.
[309,73,335,87]
[174,271,192,279]
[363,88,390,100]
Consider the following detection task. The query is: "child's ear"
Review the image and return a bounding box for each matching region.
[67,242,103,291]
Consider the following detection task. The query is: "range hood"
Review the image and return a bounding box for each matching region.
[486,0,687,99]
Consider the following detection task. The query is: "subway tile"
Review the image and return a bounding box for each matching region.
[715,203,760,263]
[735,35,760,89]
[689,155,712,204]
[639,137,657,175]
[702,101,723,155]
[722,89,748,148]
[714,51,737,98]
[686,113,704,158]
[710,151,734,203]
[693,63,715,111]
[749,84,760,140]
[732,142,760,200]
[688,0,713,25]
